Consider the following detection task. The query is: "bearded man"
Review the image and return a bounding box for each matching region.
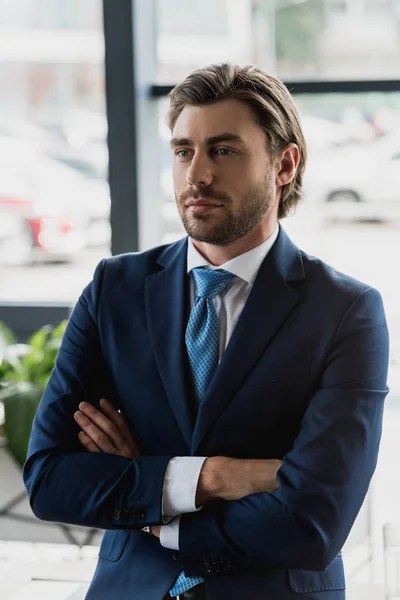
[24,63,389,600]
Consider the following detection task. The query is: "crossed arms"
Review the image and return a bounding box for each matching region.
[74,397,283,540]
[22,265,389,576]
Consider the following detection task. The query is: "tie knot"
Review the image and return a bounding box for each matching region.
[192,267,235,300]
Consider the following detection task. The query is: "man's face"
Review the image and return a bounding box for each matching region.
[171,99,277,246]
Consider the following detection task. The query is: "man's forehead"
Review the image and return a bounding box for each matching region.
[171,99,260,140]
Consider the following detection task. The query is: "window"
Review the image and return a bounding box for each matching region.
[155,0,252,83]
[155,0,400,82]
[0,1,110,302]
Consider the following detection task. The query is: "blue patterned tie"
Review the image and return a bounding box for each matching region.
[169,267,235,598]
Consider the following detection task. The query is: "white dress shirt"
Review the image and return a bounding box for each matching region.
[160,225,280,550]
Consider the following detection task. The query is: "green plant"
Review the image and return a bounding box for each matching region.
[0,320,67,466]
[0,322,18,385]
[0,321,17,346]
[0,320,67,387]
[0,383,43,466]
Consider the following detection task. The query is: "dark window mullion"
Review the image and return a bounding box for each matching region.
[150,79,400,97]
[103,0,139,255]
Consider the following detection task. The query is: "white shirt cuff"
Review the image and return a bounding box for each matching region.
[160,516,180,551]
[161,456,207,519]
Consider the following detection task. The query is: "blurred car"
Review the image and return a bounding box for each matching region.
[0,210,33,266]
[303,134,400,222]
[32,107,107,148]
[300,116,350,151]
[0,136,110,263]
[48,142,109,182]
[0,117,51,149]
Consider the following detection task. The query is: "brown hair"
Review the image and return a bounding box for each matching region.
[167,63,307,219]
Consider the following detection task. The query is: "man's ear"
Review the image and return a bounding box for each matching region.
[275,144,300,187]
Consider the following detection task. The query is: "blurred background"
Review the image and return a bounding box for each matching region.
[0,1,400,598]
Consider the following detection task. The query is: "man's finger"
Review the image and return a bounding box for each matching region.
[99,398,141,449]
[79,431,100,453]
[150,526,161,538]
[74,411,117,454]
[78,402,125,448]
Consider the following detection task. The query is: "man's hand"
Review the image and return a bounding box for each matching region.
[195,457,283,506]
[75,400,159,536]
[74,399,141,459]
[149,526,161,538]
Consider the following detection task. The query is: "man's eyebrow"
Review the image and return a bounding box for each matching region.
[170,133,245,147]
[170,137,192,147]
[207,133,245,145]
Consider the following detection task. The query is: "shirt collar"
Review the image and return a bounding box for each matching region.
[187,224,279,285]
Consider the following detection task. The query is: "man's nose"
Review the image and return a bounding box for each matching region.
[186,153,213,187]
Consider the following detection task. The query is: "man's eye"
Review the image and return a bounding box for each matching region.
[176,149,189,158]
[214,148,234,156]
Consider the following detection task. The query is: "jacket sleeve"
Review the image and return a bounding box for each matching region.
[23,259,173,530]
[178,287,389,574]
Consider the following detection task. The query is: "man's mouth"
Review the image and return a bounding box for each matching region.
[187,198,222,205]
[185,198,223,215]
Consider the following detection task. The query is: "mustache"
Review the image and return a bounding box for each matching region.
[179,188,231,203]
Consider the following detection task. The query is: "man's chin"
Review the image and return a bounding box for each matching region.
[182,222,239,246]
[189,234,229,246]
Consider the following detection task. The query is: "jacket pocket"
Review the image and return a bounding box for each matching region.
[98,530,130,562]
[288,554,345,593]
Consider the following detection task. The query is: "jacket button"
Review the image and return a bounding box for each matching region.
[130,508,138,519]
[139,509,146,519]
[172,552,179,561]
[112,509,121,520]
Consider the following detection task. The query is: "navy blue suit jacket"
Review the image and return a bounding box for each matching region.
[23,227,389,600]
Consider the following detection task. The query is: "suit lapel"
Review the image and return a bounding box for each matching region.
[145,238,194,448]
[191,227,305,454]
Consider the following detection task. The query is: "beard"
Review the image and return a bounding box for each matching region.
[176,174,275,246]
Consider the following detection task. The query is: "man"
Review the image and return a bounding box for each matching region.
[23,64,389,600]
